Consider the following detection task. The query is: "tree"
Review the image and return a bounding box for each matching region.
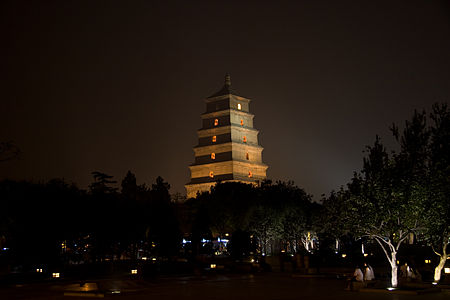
[149,176,181,257]
[345,136,422,288]
[89,171,118,194]
[247,181,314,255]
[88,171,119,261]
[247,202,282,255]
[121,170,137,198]
[421,103,450,282]
[320,189,354,253]
[392,104,450,283]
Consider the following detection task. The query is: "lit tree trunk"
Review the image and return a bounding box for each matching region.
[374,236,403,288]
[434,256,447,282]
[390,252,398,288]
[433,242,448,283]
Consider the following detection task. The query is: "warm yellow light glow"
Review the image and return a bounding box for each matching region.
[397,260,400,265]
[243,136,247,143]
[240,119,244,126]
[237,103,241,110]
[341,254,347,258]
[209,171,214,178]
[152,257,157,261]
[211,153,215,159]
[52,273,60,278]
[281,250,286,253]
[445,268,450,274]
[131,269,138,274]
[36,268,42,273]
[210,264,216,269]
[364,253,368,257]
[141,257,147,260]
[212,136,216,142]
[225,233,229,237]
[214,119,219,126]
[425,259,431,264]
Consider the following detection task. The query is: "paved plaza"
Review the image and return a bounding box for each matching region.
[1,272,449,300]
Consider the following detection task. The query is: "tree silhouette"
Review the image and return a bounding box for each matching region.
[420,103,450,282]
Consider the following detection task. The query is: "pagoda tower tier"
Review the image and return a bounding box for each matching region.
[185,75,268,198]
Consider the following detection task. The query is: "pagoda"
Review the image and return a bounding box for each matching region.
[185,75,268,198]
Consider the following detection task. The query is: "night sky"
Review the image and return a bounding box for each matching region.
[1,0,449,200]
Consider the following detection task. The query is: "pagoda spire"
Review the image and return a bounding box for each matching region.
[207,73,234,98]
[225,73,231,87]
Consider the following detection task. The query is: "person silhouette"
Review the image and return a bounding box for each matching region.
[363,262,375,281]
[346,265,363,290]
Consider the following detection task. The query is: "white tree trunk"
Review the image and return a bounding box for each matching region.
[390,252,398,288]
[434,255,447,283]
[374,237,399,288]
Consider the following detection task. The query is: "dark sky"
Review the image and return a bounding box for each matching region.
[1,0,449,200]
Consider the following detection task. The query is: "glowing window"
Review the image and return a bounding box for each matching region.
[240,119,244,126]
[248,171,253,178]
[209,171,214,178]
[212,136,216,142]
[237,103,241,110]
[211,153,215,159]
[246,152,249,160]
[214,119,219,126]
[243,136,247,143]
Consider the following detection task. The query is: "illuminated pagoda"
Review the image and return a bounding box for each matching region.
[185,75,268,198]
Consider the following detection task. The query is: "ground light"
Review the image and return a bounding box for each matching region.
[387,287,396,291]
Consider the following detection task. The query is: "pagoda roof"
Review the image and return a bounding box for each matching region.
[207,74,236,98]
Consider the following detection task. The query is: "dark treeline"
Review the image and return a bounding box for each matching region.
[186,181,320,259]
[0,103,448,286]
[0,173,321,273]
[0,173,180,271]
